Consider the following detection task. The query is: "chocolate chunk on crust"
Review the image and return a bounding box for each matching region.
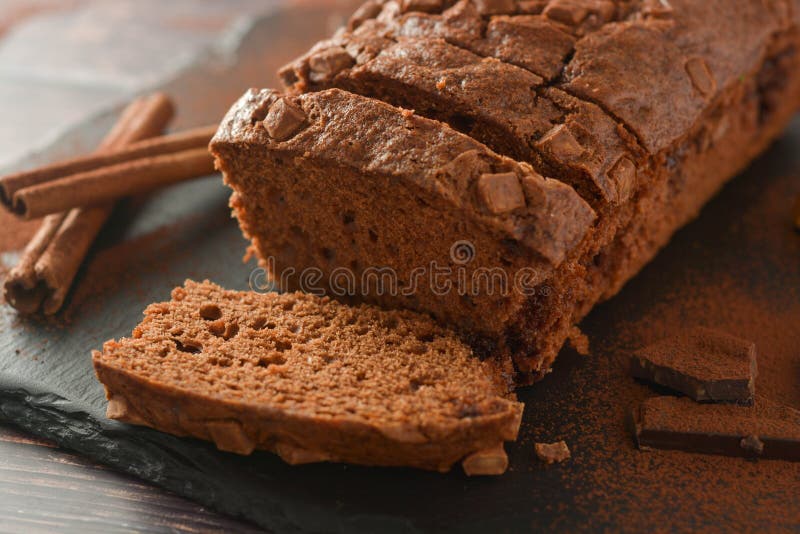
[633,396,800,461]
[631,327,757,404]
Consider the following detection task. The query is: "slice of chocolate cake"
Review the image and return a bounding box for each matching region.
[93,280,523,473]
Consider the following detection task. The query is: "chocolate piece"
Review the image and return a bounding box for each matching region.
[516,0,546,13]
[308,46,354,82]
[633,396,800,461]
[631,327,757,404]
[472,0,515,15]
[400,0,443,13]
[607,156,636,203]
[264,98,307,141]
[543,0,615,29]
[536,124,585,161]
[477,172,526,214]
[534,440,571,463]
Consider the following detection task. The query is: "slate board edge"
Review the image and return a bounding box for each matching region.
[0,373,422,534]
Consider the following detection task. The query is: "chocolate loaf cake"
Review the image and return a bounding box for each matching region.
[211,0,800,382]
[212,88,596,374]
[93,280,523,473]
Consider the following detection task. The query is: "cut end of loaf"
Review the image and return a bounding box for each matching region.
[93,280,523,472]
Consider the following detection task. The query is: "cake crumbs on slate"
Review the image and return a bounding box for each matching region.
[534,441,571,464]
[462,444,510,476]
[630,326,757,404]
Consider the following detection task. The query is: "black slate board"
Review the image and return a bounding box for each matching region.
[1,118,799,532]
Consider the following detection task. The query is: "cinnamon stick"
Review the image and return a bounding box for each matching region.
[3,93,174,314]
[0,124,217,208]
[13,147,215,219]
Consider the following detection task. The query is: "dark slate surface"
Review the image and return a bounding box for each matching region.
[0,120,798,532]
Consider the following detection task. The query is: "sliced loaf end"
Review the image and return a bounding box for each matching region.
[93,280,523,473]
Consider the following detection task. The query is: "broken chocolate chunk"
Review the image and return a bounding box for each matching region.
[608,156,637,203]
[308,47,354,82]
[536,124,585,161]
[477,172,526,214]
[516,0,547,13]
[631,327,757,404]
[401,0,443,13]
[633,396,800,461]
[264,98,307,141]
[543,0,588,25]
[534,440,571,464]
[543,0,614,27]
[472,0,516,15]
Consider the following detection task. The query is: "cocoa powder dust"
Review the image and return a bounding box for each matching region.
[516,145,800,530]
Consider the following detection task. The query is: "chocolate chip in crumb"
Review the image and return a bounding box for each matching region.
[264,98,307,141]
[308,46,354,82]
[608,156,637,203]
[686,57,716,97]
[199,303,222,320]
[471,0,515,15]
[537,124,585,161]
[401,0,443,13]
[477,172,526,214]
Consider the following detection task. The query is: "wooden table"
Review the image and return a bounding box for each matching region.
[0,423,263,532]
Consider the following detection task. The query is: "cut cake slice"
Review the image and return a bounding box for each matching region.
[93,280,524,473]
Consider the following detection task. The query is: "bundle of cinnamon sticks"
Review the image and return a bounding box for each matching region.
[1,93,219,315]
